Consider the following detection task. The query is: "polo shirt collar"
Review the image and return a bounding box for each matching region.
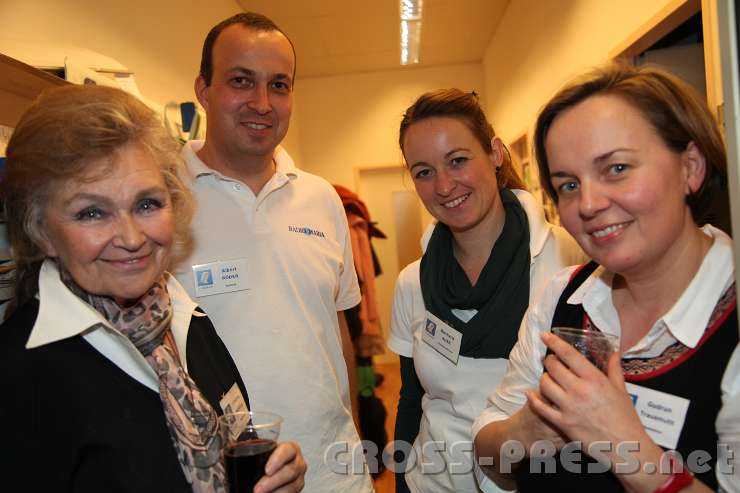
[182,139,211,180]
[567,225,733,348]
[182,140,298,184]
[511,188,550,260]
[273,145,298,179]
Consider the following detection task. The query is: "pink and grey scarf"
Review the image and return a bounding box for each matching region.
[61,270,227,493]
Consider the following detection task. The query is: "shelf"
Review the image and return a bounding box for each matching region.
[0,52,67,128]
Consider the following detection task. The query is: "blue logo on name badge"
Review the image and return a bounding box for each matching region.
[629,393,638,406]
[425,319,437,337]
[196,268,214,288]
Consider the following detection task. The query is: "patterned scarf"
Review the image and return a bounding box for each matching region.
[61,269,227,493]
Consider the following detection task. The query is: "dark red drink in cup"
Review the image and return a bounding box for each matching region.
[219,411,282,493]
[224,438,277,493]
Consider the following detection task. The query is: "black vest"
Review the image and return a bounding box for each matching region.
[516,262,738,491]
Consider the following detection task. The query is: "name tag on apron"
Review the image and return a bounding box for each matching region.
[422,311,462,365]
[625,382,690,450]
[191,259,248,298]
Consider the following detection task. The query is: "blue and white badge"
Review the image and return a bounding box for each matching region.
[191,259,249,298]
[625,382,690,450]
[422,311,463,365]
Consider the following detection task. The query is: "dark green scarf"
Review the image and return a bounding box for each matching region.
[420,188,530,359]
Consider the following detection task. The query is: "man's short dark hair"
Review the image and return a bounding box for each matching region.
[199,12,296,86]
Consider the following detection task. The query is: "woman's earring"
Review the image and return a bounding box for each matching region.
[495,166,502,174]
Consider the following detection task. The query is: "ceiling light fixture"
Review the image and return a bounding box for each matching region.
[400,0,423,65]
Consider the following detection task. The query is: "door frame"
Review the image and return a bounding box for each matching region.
[609,0,723,121]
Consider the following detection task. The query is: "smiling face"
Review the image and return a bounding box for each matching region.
[41,142,175,305]
[545,94,705,277]
[402,116,504,235]
[195,24,294,164]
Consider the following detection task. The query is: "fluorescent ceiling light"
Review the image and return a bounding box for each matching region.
[400,0,422,65]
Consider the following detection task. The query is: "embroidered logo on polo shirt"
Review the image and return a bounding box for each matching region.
[195,267,214,288]
[288,225,326,238]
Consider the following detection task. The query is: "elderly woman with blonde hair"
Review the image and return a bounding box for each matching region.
[0,85,305,493]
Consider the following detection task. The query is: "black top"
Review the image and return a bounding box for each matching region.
[0,299,249,493]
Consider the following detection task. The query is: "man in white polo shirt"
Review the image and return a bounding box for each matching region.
[173,12,372,493]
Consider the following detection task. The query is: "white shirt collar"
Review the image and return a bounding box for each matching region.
[27,259,112,349]
[182,140,298,183]
[567,225,734,348]
[511,188,550,260]
[27,259,201,355]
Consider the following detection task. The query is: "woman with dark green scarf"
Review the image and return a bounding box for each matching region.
[387,88,585,493]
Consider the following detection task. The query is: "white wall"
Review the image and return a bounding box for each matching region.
[293,62,485,187]
[2,0,683,181]
[482,0,677,145]
[0,0,240,107]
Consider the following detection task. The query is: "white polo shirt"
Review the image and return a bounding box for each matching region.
[175,141,371,493]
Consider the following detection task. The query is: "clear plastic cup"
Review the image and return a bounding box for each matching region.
[220,411,282,493]
[552,327,618,372]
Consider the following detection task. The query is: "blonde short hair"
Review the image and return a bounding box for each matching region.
[4,84,194,303]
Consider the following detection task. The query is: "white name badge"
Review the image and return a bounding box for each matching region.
[219,383,249,415]
[625,382,690,450]
[219,383,250,441]
[191,259,249,298]
[422,311,463,365]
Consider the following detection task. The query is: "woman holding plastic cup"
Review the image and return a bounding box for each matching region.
[473,64,739,492]
[0,85,305,493]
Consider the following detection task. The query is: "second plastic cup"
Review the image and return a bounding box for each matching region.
[551,327,618,372]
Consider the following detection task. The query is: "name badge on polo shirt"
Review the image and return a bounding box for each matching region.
[191,259,249,298]
[625,382,690,450]
[422,311,462,365]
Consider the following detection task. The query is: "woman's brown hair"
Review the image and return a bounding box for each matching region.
[534,63,727,226]
[399,88,526,190]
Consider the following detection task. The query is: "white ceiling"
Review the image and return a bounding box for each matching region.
[236,0,510,78]
[0,0,509,107]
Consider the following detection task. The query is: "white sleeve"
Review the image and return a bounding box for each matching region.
[331,190,362,311]
[387,262,421,358]
[472,267,575,439]
[716,341,740,491]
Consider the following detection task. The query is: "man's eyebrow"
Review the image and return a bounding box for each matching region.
[226,67,255,76]
[226,67,293,84]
